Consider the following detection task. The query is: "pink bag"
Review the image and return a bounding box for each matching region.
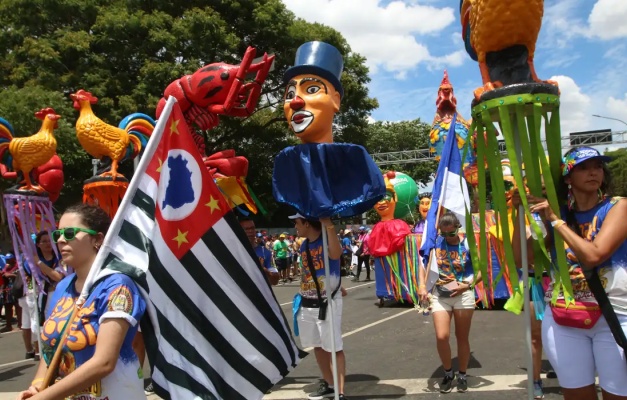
[551,300,602,329]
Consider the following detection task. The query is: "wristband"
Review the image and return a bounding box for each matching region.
[31,377,43,387]
[550,219,565,229]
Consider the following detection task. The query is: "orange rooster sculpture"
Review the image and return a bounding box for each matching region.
[71,89,154,179]
[0,108,61,192]
[460,0,558,100]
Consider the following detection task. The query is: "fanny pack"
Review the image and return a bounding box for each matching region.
[550,299,602,329]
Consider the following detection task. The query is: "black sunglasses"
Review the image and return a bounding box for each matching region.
[51,227,98,242]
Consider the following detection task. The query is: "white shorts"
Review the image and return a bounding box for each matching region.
[543,307,627,395]
[18,295,40,337]
[431,290,475,313]
[298,297,343,352]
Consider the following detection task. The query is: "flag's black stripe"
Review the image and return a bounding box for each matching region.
[102,253,148,291]
[224,212,307,360]
[119,219,151,254]
[132,186,155,220]
[207,212,299,366]
[151,306,229,400]
[148,249,273,395]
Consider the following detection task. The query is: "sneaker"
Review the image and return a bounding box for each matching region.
[25,351,35,360]
[308,381,334,399]
[457,375,468,393]
[533,380,544,399]
[440,373,455,393]
[33,354,40,361]
[144,381,154,395]
[339,395,348,400]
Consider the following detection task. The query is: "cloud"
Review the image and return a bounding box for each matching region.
[551,75,592,134]
[588,0,627,39]
[606,93,627,124]
[282,0,463,75]
[541,0,627,45]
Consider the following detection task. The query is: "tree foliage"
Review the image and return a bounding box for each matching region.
[365,118,437,187]
[606,148,627,197]
[0,0,378,222]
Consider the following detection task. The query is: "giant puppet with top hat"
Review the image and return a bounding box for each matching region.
[272,41,385,219]
[272,42,386,400]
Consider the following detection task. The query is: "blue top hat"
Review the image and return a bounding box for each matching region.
[284,41,344,98]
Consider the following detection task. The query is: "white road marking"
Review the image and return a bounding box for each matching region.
[302,308,416,351]
[0,358,36,369]
[263,374,547,399]
[279,282,373,306]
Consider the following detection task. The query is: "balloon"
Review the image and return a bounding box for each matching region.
[389,172,418,219]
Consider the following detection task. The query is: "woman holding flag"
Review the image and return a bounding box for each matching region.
[17,203,146,400]
[419,212,480,394]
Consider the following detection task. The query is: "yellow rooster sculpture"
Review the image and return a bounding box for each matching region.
[0,108,60,192]
[460,0,557,100]
[71,89,154,179]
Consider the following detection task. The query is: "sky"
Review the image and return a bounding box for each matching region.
[281,0,627,136]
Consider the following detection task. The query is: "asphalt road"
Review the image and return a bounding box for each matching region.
[0,275,570,400]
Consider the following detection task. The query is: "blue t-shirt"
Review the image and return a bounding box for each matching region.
[255,245,278,273]
[41,273,146,399]
[342,237,352,254]
[547,197,627,313]
[434,236,474,285]
[299,236,341,299]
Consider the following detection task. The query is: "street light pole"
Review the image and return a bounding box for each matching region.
[592,114,627,128]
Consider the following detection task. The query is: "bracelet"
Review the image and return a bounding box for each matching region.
[551,219,565,229]
[325,225,335,230]
[31,377,43,387]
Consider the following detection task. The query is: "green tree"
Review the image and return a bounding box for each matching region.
[606,148,627,197]
[357,119,437,225]
[0,0,378,223]
[365,118,437,186]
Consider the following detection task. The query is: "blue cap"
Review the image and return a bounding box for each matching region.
[5,253,14,260]
[284,41,344,98]
[562,147,611,176]
[359,226,366,230]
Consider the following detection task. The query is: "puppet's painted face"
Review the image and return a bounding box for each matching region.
[283,74,341,144]
[419,197,431,219]
[375,191,397,221]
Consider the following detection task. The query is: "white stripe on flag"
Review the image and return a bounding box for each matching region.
[138,172,159,200]
[440,170,470,230]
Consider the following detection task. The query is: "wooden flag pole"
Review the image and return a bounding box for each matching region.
[39,304,80,390]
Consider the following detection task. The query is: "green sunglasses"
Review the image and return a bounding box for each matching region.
[440,228,459,237]
[51,227,98,242]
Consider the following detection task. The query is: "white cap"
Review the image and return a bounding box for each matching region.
[288,213,305,219]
